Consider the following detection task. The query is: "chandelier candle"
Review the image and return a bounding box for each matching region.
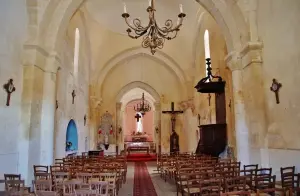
[123,3,127,13]
[180,4,183,13]
[121,0,186,55]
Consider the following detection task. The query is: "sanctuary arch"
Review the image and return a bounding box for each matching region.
[28,0,268,167]
[115,82,161,155]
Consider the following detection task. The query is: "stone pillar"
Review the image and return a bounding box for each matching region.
[154,102,161,155]
[21,48,60,183]
[226,42,266,165]
[90,96,102,150]
[115,102,122,155]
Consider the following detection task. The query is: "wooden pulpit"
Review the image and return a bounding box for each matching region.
[194,58,228,157]
[196,124,227,157]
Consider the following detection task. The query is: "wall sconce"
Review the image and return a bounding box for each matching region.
[155,126,159,134]
[118,126,122,134]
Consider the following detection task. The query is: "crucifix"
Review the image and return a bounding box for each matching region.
[135,113,141,122]
[162,102,184,131]
[72,90,76,104]
[270,78,282,104]
[162,102,183,153]
[3,79,16,106]
[208,93,211,106]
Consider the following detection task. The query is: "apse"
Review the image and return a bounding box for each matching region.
[65,119,78,154]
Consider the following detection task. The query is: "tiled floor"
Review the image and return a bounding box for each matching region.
[118,162,177,196]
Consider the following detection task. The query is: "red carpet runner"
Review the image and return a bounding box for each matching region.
[133,162,158,196]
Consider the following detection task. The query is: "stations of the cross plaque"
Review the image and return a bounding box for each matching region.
[270,78,282,104]
[3,79,16,106]
[72,90,76,104]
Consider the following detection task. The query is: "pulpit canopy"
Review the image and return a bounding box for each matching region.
[194,58,226,94]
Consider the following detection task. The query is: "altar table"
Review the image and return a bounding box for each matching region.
[127,146,149,155]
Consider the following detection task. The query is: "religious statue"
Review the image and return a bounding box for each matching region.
[104,133,109,150]
[99,111,113,150]
[170,130,179,154]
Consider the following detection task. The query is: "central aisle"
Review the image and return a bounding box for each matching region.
[133,162,158,196]
[118,162,177,196]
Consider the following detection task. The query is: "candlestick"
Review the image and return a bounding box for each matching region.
[179,4,183,13]
[123,3,127,13]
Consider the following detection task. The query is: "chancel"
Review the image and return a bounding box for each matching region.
[0,0,300,195]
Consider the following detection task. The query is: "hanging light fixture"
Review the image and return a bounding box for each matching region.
[134,93,151,115]
[122,0,186,55]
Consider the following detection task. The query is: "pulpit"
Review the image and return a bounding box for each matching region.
[194,58,228,157]
[196,124,227,157]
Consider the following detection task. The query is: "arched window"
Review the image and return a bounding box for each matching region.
[204,30,210,76]
[73,28,80,76]
[136,112,143,133]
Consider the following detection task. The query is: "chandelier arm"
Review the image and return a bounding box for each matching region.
[124,17,149,33]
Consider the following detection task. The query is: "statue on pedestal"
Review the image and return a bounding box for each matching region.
[170,130,179,154]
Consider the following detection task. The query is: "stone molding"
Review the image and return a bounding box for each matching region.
[178,98,195,114]
[225,42,263,71]
[23,44,61,73]
[90,96,102,109]
[116,102,122,110]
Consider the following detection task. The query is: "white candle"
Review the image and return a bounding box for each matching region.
[123,3,127,13]
[179,4,183,13]
[149,0,152,7]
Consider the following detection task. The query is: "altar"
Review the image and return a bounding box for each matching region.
[125,141,155,155]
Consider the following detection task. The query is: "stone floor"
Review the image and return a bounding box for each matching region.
[118,162,177,196]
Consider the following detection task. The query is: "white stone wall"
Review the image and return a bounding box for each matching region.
[256,0,300,170]
[0,0,27,180]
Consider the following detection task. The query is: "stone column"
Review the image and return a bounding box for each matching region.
[226,54,250,164]
[226,42,266,165]
[154,102,161,155]
[21,47,60,183]
[115,102,122,155]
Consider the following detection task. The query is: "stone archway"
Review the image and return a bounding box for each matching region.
[115,81,162,155]
[95,47,188,99]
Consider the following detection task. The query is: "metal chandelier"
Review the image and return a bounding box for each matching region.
[134,93,151,116]
[122,0,186,55]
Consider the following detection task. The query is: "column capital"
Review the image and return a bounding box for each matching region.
[90,96,102,109]
[116,102,122,110]
[154,102,161,111]
[225,42,263,71]
[22,44,61,73]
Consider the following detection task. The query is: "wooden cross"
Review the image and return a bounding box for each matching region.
[72,90,76,104]
[162,102,183,131]
[3,79,16,106]
[208,93,211,106]
[270,78,282,104]
[135,113,141,122]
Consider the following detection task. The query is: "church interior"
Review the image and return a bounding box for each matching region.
[0,0,300,195]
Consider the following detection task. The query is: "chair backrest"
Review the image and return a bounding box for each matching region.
[34,165,49,174]
[281,166,296,188]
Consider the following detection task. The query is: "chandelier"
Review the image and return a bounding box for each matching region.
[122,0,186,55]
[134,93,151,115]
